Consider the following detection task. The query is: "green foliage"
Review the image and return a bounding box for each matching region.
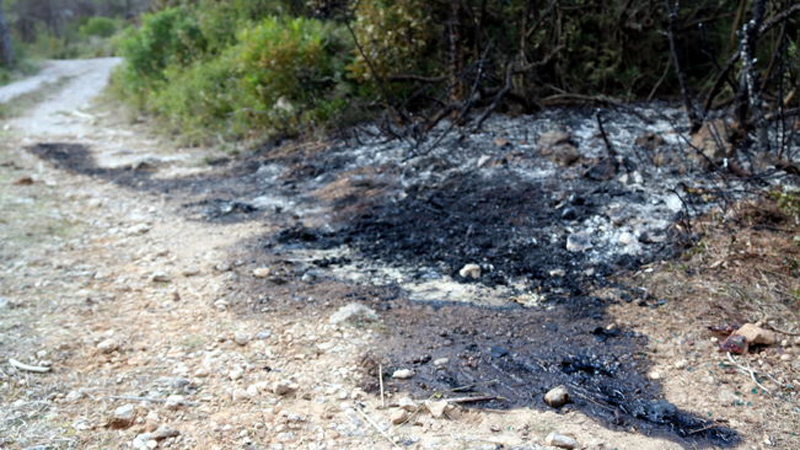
[118,7,205,82]
[770,189,800,223]
[348,0,438,82]
[79,17,118,38]
[115,11,354,142]
[236,17,348,126]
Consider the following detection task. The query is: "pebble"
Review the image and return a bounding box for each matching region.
[229,367,244,381]
[97,338,119,354]
[232,388,252,402]
[252,267,271,278]
[544,386,570,408]
[0,297,8,309]
[233,332,250,346]
[424,399,450,419]
[165,395,186,410]
[392,369,414,380]
[150,272,171,283]
[390,408,409,425]
[151,426,180,440]
[109,404,136,429]
[328,303,379,325]
[648,370,662,380]
[545,432,578,449]
[674,359,688,370]
[272,380,299,396]
[458,263,481,279]
[65,390,85,402]
[566,232,593,252]
[433,358,449,366]
[397,397,418,411]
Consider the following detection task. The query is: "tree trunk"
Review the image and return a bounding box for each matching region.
[0,0,13,68]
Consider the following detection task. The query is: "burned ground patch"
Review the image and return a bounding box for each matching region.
[277,169,683,296]
[28,106,786,448]
[360,297,740,447]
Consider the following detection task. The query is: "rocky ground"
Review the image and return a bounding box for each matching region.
[0,59,799,450]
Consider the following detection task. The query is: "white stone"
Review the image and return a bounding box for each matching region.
[458,264,481,279]
[392,369,414,380]
[328,303,378,325]
[545,432,578,449]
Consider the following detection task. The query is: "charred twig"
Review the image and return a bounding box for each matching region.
[387,74,448,84]
[473,62,513,131]
[446,395,501,404]
[665,0,701,133]
[595,111,617,159]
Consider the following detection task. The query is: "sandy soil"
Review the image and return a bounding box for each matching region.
[0,59,797,450]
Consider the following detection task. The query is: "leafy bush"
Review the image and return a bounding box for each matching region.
[348,0,439,83]
[236,17,349,126]
[116,13,354,142]
[118,7,205,83]
[79,17,119,38]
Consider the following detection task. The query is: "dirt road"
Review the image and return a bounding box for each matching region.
[0,59,797,449]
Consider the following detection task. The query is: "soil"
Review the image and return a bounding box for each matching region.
[1,59,798,450]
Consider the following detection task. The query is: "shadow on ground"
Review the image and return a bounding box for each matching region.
[28,140,740,448]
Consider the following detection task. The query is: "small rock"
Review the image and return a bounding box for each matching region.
[97,338,119,354]
[65,390,85,402]
[648,370,662,381]
[214,298,229,311]
[150,272,170,283]
[109,404,136,429]
[390,408,409,425]
[433,358,449,366]
[328,303,379,325]
[165,395,185,410]
[132,433,152,450]
[128,223,151,235]
[144,410,160,432]
[545,432,578,449]
[544,386,570,408]
[494,137,511,148]
[252,267,271,278]
[151,426,180,440]
[397,397,418,411]
[566,232,593,252]
[674,359,688,370]
[229,367,244,381]
[458,263,482,279]
[13,175,34,185]
[392,369,414,380]
[246,384,259,397]
[549,268,566,277]
[232,388,252,402]
[424,399,450,419]
[272,380,298,396]
[733,323,777,346]
[538,130,573,148]
[0,297,8,309]
[233,332,250,346]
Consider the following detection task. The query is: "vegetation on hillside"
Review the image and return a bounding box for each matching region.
[106,0,799,155]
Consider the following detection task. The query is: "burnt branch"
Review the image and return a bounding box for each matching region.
[665,0,701,133]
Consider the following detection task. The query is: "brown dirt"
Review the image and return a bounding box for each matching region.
[0,59,798,450]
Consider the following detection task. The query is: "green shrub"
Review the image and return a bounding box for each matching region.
[149,52,243,142]
[234,16,352,136]
[118,7,206,85]
[348,0,438,83]
[79,17,119,38]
